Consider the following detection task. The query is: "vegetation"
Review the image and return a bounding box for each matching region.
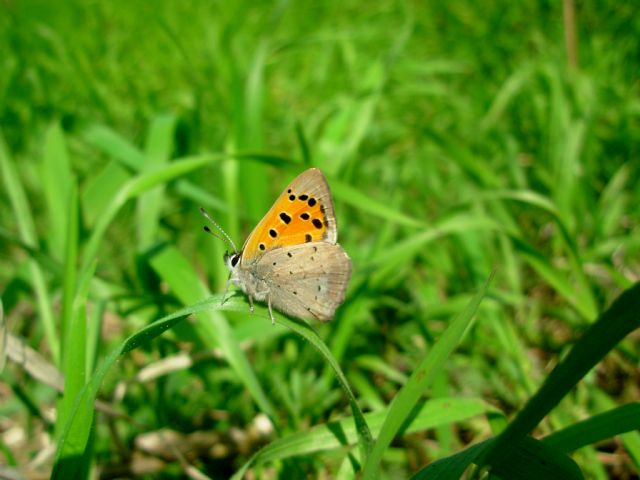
[1,1,639,478]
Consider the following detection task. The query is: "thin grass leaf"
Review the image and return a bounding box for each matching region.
[366,214,501,275]
[0,132,59,364]
[81,160,132,227]
[81,154,221,275]
[592,391,640,471]
[83,124,146,170]
[331,179,425,228]
[361,272,494,479]
[149,245,277,421]
[480,65,533,131]
[57,182,80,437]
[511,236,583,311]
[40,123,73,260]
[136,114,177,250]
[51,298,218,479]
[232,398,498,479]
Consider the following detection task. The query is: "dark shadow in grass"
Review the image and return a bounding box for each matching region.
[52,454,90,480]
[397,400,431,436]
[327,418,361,472]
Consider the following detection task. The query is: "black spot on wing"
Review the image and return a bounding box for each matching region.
[305,234,312,242]
[312,218,323,229]
[308,198,317,207]
[300,212,310,220]
[299,194,308,201]
[280,212,291,224]
[269,229,277,238]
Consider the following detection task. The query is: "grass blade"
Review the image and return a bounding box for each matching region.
[81,154,221,276]
[40,123,73,260]
[57,181,80,436]
[0,132,58,363]
[136,114,177,249]
[361,272,494,479]
[331,179,425,228]
[233,398,497,479]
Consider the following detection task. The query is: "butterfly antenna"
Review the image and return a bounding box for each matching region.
[199,207,238,252]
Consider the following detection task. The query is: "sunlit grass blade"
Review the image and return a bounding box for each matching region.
[57,181,80,437]
[83,124,146,170]
[136,114,176,250]
[331,179,425,228]
[361,271,494,479]
[81,154,221,275]
[479,282,640,472]
[238,39,270,221]
[232,398,498,479]
[82,160,132,227]
[40,123,73,260]
[479,65,533,131]
[365,214,502,272]
[0,132,58,364]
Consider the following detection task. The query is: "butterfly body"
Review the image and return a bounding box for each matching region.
[223,168,351,323]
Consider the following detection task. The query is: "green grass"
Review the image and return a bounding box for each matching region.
[1,1,639,479]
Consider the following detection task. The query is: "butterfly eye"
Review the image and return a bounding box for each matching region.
[231,254,240,267]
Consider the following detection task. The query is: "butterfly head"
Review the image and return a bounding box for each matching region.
[224,251,241,272]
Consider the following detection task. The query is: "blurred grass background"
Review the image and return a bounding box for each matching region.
[1,0,639,478]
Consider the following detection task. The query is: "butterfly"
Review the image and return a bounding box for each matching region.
[202,168,352,324]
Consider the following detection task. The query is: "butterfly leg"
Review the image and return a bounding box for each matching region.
[248,295,254,314]
[267,294,275,325]
[221,274,232,305]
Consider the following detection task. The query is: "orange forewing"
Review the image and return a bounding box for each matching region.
[241,169,337,263]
